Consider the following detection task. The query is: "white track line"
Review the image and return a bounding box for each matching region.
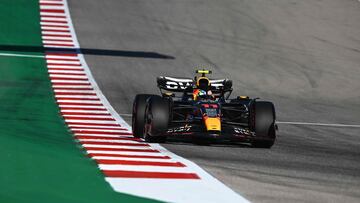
[118,113,132,117]
[0,53,44,58]
[277,121,360,128]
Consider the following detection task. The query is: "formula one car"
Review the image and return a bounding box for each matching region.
[132,70,277,148]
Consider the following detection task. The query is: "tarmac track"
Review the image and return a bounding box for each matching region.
[67,0,360,202]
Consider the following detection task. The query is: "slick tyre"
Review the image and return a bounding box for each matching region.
[132,94,154,138]
[144,95,169,143]
[250,101,276,148]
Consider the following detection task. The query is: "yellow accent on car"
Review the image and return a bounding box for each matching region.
[163,92,174,97]
[196,70,212,74]
[204,117,221,131]
[238,96,249,99]
[193,89,200,100]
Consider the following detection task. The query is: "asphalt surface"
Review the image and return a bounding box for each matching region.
[68,0,360,202]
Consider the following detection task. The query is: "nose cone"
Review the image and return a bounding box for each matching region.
[204,117,221,131]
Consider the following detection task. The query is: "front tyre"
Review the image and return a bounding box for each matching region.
[250,101,276,148]
[144,95,169,143]
[132,94,154,138]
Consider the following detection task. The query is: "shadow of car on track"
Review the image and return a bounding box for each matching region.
[164,137,252,148]
[0,45,175,59]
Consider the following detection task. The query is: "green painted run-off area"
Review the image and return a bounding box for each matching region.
[0,1,160,202]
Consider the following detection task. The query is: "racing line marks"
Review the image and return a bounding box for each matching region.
[38,0,249,202]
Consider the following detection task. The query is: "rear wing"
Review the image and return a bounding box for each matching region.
[157,76,193,92]
[157,76,233,97]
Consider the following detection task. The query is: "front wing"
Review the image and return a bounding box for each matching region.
[164,123,269,142]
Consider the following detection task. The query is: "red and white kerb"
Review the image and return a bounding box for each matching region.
[40,0,200,180]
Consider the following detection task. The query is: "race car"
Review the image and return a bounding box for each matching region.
[132,70,277,148]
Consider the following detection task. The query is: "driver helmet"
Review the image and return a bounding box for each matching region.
[196,77,210,91]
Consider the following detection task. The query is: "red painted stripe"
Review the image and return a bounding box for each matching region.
[56,98,100,102]
[52,82,91,86]
[60,107,106,111]
[51,73,86,77]
[51,74,84,78]
[43,34,71,39]
[44,39,73,43]
[63,116,115,121]
[72,126,126,131]
[49,68,84,71]
[49,73,88,78]
[73,130,132,135]
[50,77,88,81]
[59,105,105,109]
[46,53,77,57]
[44,43,74,47]
[80,141,148,147]
[75,136,138,141]
[88,153,170,159]
[41,20,67,24]
[85,147,158,153]
[42,29,70,33]
[62,112,110,116]
[103,170,200,179]
[46,58,78,61]
[51,71,84,75]
[66,122,120,127]
[48,63,81,66]
[55,92,95,96]
[41,15,66,19]
[54,88,93,91]
[42,24,69,28]
[61,108,105,111]
[51,74,86,78]
[57,102,101,106]
[40,9,65,13]
[48,67,82,70]
[40,3,63,6]
[96,159,185,167]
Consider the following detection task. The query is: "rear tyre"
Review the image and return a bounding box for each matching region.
[132,94,154,138]
[250,101,276,148]
[144,95,169,143]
